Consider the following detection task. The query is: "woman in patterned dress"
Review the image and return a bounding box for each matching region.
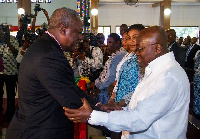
[109,24,145,106]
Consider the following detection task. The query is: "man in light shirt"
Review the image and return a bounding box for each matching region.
[64,26,190,139]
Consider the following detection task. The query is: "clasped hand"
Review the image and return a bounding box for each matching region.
[63,98,92,123]
[63,98,122,123]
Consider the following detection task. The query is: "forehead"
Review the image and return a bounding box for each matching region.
[120,26,127,30]
[107,37,114,42]
[137,37,149,45]
[137,33,155,46]
[166,30,175,36]
[128,29,140,36]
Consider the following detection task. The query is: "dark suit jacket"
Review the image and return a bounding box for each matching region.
[6,33,99,139]
[169,42,186,68]
[185,44,200,69]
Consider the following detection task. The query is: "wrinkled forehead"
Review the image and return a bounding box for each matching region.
[137,34,156,46]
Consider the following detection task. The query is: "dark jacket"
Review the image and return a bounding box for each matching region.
[6,33,98,139]
[169,42,186,68]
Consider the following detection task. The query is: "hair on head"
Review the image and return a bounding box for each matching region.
[49,7,81,29]
[128,24,145,32]
[108,33,121,43]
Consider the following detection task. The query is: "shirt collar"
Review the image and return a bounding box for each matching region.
[45,31,63,52]
[145,52,175,77]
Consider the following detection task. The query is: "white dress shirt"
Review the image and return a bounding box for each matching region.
[88,52,190,139]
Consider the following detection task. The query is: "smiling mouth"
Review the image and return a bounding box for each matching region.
[130,45,135,48]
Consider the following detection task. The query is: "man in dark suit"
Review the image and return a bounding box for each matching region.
[185,37,200,81]
[166,29,186,68]
[6,7,99,139]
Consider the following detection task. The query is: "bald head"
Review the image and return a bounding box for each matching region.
[49,7,82,30]
[136,26,169,68]
[138,26,168,53]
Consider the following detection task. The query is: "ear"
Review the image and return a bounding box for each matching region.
[155,44,162,55]
[59,24,66,35]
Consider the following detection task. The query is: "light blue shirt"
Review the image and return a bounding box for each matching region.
[89,52,190,139]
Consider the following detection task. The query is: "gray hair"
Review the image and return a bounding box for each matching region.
[49,7,81,29]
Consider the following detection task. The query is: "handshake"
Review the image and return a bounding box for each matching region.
[63,98,122,123]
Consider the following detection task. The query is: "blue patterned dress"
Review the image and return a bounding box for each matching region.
[95,49,127,104]
[115,52,139,103]
[193,52,200,115]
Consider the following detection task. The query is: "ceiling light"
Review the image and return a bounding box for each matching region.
[18,8,25,15]
[91,8,98,16]
[164,8,171,16]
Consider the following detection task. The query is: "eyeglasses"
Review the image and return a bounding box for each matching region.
[136,43,159,53]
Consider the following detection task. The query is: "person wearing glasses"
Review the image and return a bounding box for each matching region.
[64,26,190,139]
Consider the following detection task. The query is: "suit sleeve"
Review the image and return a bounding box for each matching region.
[36,51,83,109]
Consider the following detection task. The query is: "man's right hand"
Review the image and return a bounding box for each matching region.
[63,98,92,123]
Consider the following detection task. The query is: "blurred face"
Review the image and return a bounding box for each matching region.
[61,19,82,52]
[122,32,129,51]
[178,37,183,45]
[136,36,157,68]
[107,37,119,53]
[183,38,189,46]
[191,37,197,44]
[127,29,140,53]
[107,37,115,48]
[166,30,176,45]
[97,33,105,44]
[120,26,128,36]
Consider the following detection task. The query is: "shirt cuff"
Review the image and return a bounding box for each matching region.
[88,110,108,126]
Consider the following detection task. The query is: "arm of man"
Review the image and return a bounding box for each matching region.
[64,76,187,133]
[36,51,83,109]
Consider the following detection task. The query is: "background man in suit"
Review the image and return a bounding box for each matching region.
[185,37,200,81]
[6,7,99,139]
[166,29,186,68]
